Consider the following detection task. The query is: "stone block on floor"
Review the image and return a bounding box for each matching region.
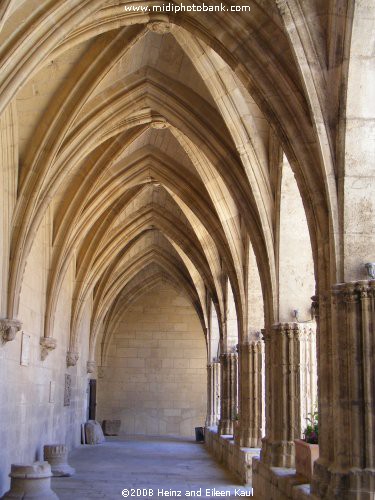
[102,419,121,436]
[85,420,105,445]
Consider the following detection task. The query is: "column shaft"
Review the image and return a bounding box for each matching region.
[261,323,306,467]
[218,352,238,435]
[205,361,221,427]
[235,340,262,448]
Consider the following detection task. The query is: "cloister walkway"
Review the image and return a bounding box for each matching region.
[52,435,254,500]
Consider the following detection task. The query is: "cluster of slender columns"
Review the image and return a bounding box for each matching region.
[235,340,263,448]
[207,280,374,498]
[218,352,238,436]
[312,280,375,499]
[261,322,317,468]
[206,361,221,427]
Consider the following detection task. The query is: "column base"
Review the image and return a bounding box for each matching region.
[234,425,262,448]
[205,416,219,427]
[260,437,295,468]
[218,419,234,436]
[312,460,375,500]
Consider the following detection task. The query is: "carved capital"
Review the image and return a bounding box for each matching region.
[86,360,95,374]
[332,280,375,304]
[238,339,262,354]
[273,322,300,338]
[66,350,79,367]
[40,337,57,361]
[0,318,22,344]
[355,280,373,300]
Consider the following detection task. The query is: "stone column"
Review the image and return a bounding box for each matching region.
[235,340,262,448]
[261,323,302,468]
[218,352,238,435]
[205,360,221,427]
[312,280,375,499]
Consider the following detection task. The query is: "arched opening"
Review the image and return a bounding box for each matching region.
[97,282,207,437]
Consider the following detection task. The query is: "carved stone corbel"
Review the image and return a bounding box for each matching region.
[40,337,57,360]
[365,262,375,279]
[0,318,22,344]
[66,350,79,367]
[86,360,95,374]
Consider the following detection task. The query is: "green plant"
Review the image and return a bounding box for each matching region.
[303,410,318,444]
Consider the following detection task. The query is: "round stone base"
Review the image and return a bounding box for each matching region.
[3,461,59,499]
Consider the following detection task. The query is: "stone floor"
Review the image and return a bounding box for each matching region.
[52,435,254,499]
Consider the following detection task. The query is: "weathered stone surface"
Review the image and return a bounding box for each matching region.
[43,445,75,477]
[102,420,121,436]
[85,420,105,445]
[2,462,59,499]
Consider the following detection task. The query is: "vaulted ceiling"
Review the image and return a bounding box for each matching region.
[0,1,347,359]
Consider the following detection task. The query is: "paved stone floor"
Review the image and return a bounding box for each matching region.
[52,435,254,500]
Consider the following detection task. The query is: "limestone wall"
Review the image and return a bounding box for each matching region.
[97,283,207,437]
[278,158,315,322]
[0,212,90,496]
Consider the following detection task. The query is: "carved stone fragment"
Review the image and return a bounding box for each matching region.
[44,444,75,477]
[102,419,121,436]
[84,420,105,445]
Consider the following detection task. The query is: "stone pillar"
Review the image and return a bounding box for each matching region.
[3,462,58,499]
[44,444,75,477]
[218,352,238,435]
[205,360,221,427]
[235,340,262,448]
[261,323,302,468]
[312,280,375,499]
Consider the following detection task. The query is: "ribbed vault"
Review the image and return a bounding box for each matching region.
[0,0,353,361]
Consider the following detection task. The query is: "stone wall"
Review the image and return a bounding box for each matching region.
[97,283,207,437]
[0,213,90,496]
